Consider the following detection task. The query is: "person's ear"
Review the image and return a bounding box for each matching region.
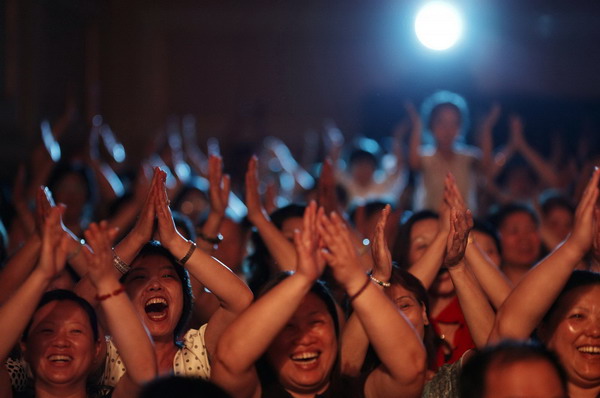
[421,301,429,326]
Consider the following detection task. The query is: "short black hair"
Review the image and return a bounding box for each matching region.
[472,219,502,256]
[541,270,600,330]
[460,340,567,398]
[139,375,231,398]
[23,289,99,342]
[348,149,378,169]
[487,202,539,230]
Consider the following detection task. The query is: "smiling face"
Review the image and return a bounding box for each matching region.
[22,300,100,390]
[541,285,600,392]
[387,284,428,340]
[498,211,541,269]
[124,254,184,342]
[266,293,337,395]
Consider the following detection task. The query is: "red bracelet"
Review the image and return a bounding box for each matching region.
[95,286,125,302]
[349,275,371,304]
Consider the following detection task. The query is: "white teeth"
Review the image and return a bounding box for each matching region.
[145,297,167,306]
[291,352,319,361]
[578,346,600,354]
[48,355,71,362]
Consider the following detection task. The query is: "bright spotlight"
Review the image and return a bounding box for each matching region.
[415,1,463,51]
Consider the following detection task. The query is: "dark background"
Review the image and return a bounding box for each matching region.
[2,0,600,183]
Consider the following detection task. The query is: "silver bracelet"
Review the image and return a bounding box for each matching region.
[112,248,131,274]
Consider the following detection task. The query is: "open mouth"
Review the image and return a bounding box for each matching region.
[578,346,600,355]
[48,354,72,363]
[145,297,168,321]
[291,352,320,365]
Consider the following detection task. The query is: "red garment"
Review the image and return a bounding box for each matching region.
[431,296,475,368]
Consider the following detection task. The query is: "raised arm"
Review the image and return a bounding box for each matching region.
[320,210,426,398]
[80,221,157,397]
[446,175,513,309]
[154,168,253,357]
[76,168,159,304]
[341,205,393,376]
[0,185,93,304]
[509,115,560,188]
[406,102,423,171]
[407,176,453,289]
[197,154,230,254]
[87,121,125,203]
[112,168,160,264]
[245,155,297,271]
[477,103,503,177]
[211,202,324,398]
[0,206,69,363]
[489,167,600,342]
[441,175,502,347]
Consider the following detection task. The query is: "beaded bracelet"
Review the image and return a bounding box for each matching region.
[349,275,371,304]
[178,240,197,266]
[112,248,131,274]
[95,286,125,302]
[368,271,391,288]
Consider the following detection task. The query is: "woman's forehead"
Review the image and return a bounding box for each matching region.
[33,300,91,327]
[390,284,418,300]
[132,253,176,269]
[293,293,332,319]
[550,285,600,321]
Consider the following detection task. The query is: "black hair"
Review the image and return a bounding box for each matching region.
[171,176,209,224]
[487,202,539,230]
[388,266,438,370]
[541,270,600,331]
[23,289,99,342]
[391,210,439,269]
[139,375,231,398]
[539,191,575,217]
[460,340,568,398]
[46,161,98,227]
[348,200,394,228]
[171,210,197,241]
[348,148,378,169]
[472,219,502,257]
[122,241,194,345]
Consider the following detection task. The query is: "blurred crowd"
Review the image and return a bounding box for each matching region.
[0,90,598,398]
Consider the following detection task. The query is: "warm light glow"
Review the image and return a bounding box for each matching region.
[415,1,463,51]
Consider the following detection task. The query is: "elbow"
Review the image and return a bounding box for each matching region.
[232,287,254,314]
[127,355,158,385]
[396,349,428,398]
[489,312,525,343]
[214,339,247,376]
[396,343,428,389]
